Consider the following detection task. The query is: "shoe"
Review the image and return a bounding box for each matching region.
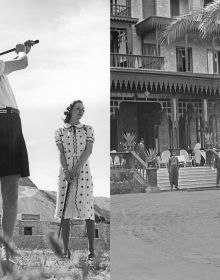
[1,245,15,275]
[175,186,179,190]
[60,249,71,259]
[0,259,15,276]
[67,249,71,259]
[1,244,16,264]
[88,251,95,261]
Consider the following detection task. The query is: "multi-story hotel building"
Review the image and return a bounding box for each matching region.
[110,0,220,154]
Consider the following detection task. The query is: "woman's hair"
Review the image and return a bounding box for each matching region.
[64,100,83,123]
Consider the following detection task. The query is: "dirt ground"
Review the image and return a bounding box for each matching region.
[0,249,110,279]
[111,190,220,280]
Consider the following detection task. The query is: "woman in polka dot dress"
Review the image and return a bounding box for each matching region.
[55,100,95,260]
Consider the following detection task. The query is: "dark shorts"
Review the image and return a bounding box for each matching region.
[0,108,29,177]
[169,169,179,186]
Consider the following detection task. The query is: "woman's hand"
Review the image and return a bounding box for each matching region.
[72,165,81,177]
[64,169,73,183]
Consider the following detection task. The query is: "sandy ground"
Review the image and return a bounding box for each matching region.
[111,190,220,280]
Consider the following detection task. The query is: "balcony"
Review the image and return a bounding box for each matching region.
[110,53,164,70]
[110,4,131,18]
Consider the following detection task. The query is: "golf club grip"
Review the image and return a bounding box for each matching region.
[0,40,40,56]
[25,40,39,45]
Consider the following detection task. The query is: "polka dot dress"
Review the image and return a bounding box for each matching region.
[54,122,95,221]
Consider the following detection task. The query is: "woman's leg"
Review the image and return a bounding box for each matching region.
[1,175,19,243]
[86,219,95,254]
[61,218,70,254]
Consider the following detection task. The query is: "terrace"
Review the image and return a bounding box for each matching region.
[110,3,131,18]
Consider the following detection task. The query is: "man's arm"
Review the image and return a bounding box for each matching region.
[4,52,28,75]
[3,43,32,75]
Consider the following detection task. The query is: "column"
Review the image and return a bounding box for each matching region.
[172,97,179,149]
[203,99,208,129]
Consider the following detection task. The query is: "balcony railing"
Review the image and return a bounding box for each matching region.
[110,53,164,70]
[110,152,132,169]
[110,4,131,17]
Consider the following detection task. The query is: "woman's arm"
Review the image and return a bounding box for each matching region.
[72,141,93,176]
[56,143,72,182]
[57,143,68,170]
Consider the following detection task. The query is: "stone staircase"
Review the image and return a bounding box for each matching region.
[157,166,218,191]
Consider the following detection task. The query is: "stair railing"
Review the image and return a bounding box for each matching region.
[130,151,148,182]
[110,152,132,169]
[110,151,158,191]
[110,151,147,181]
[205,148,220,168]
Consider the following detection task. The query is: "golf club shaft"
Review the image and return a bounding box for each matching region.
[0,39,39,56]
[58,182,71,239]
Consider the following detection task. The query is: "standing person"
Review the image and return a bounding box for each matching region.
[0,41,33,265]
[215,153,220,187]
[136,138,146,161]
[167,151,179,190]
[55,100,95,260]
[194,142,201,166]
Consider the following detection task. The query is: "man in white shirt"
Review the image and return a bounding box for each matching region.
[0,41,33,266]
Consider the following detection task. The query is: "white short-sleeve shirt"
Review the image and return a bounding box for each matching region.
[0,60,18,109]
[0,53,28,109]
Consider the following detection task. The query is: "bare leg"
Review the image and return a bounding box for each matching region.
[86,219,94,254]
[1,175,19,243]
[61,218,70,255]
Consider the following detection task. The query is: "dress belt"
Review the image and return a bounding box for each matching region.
[0,107,20,114]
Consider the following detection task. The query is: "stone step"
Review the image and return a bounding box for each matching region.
[160,186,220,192]
[158,167,216,173]
[158,175,216,181]
[158,181,216,188]
[158,174,215,179]
[157,166,217,190]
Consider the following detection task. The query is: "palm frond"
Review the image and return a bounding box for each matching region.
[123,132,137,146]
[199,0,220,37]
[144,148,157,161]
[161,9,203,44]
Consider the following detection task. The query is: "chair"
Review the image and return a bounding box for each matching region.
[110,150,125,169]
[158,150,171,168]
[177,155,187,167]
[180,149,193,167]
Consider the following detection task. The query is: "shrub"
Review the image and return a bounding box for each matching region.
[110,178,146,195]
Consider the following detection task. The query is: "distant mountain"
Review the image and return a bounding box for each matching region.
[0,178,110,223]
[19,177,37,188]
[41,190,110,223]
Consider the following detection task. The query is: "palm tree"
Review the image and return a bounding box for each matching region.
[161,0,220,44]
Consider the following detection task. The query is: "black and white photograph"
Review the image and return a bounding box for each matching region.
[111,0,220,279]
[0,0,109,279]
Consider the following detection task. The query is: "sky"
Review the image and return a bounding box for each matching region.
[0,0,110,197]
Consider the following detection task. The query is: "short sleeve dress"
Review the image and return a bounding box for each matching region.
[54,122,95,220]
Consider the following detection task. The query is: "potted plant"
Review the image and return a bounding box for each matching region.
[144,148,158,167]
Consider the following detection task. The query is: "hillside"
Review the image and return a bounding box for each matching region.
[0,178,110,222]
